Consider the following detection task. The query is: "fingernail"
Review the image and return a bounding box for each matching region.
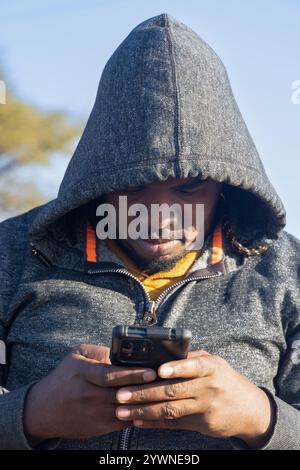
[160,366,173,377]
[117,408,131,419]
[117,389,132,402]
[143,370,156,381]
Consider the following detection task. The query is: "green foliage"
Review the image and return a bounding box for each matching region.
[0,67,82,215]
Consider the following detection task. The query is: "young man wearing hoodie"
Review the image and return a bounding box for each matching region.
[0,14,299,451]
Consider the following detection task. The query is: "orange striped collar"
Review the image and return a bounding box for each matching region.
[86,222,97,263]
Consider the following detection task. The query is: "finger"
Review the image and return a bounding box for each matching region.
[158,355,216,379]
[133,414,201,431]
[116,378,201,404]
[72,343,111,364]
[85,363,157,387]
[116,399,201,421]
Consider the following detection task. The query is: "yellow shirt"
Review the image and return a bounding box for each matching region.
[104,238,202,300]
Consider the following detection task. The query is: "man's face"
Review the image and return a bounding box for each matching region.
[100,177,223,273]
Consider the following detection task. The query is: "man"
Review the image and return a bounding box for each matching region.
[0,13,299,450]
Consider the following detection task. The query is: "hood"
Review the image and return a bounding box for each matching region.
[29,12,286,251]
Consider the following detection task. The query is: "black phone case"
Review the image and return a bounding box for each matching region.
[110,325,192,370]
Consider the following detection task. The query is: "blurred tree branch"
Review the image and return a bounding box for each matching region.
[0,66,83,215]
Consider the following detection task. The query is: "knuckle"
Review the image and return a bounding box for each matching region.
[164,383,178,398]
[135,407,145,419]
[210,384,222,397]
[209,377,223,395]
[162,402,180,419]
[71,343,89,357]
[173,362,184,375]
[211,355,227,373]
[135,385,147,402]
[85,362,107,385]
[196,355,215,373]
[195,356,205,372]
[195,356,205,369]
[100,369,115,386]
[205,415,220,434]
[164,382,184,399]
[210,354,224,365]
[203,405,219,432]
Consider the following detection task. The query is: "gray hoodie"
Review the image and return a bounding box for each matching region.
[0,13,299,450]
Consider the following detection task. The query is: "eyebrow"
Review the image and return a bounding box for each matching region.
[171,179,205,191]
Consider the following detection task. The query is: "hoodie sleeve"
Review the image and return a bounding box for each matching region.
[0,320,28,450]
[230,232,300,450]
[257,294,300,450]
[0,216,61,450]
[0,321,61,450]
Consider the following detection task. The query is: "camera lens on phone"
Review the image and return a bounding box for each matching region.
[120,339,150,361]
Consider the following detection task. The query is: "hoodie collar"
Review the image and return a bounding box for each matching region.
[30,208,246,278]
[84,215,228,275]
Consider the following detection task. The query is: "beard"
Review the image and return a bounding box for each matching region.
[115,238,188,275]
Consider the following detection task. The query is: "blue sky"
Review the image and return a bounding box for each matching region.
[1,0,299,237]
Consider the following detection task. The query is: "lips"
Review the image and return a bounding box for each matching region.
[146,239,175,244]
[133,238,181,256]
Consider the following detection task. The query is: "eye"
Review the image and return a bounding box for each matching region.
[175,189,194,194]
[175,184,205,194]
[126,186,145,193]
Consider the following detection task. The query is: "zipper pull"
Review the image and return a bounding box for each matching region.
[142,300,158,326]
[30,242,53,267]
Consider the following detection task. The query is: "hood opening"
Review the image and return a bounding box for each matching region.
[29,12,286,253]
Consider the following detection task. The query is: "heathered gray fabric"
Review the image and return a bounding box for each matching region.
[0,13,299,450]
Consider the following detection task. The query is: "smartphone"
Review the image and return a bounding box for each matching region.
[110,325,192,370]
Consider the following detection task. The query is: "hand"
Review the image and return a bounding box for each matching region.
[23,344,157,444]
[115,350,276,449]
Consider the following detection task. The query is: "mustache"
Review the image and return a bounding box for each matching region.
[116,226,186,240]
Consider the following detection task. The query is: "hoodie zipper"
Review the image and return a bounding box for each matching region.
[86,266,223,326]
[86,265,223,451]
[119,426,133,450]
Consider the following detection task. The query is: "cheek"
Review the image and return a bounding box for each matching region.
[203,200,215,217]
[189,199,212,224]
